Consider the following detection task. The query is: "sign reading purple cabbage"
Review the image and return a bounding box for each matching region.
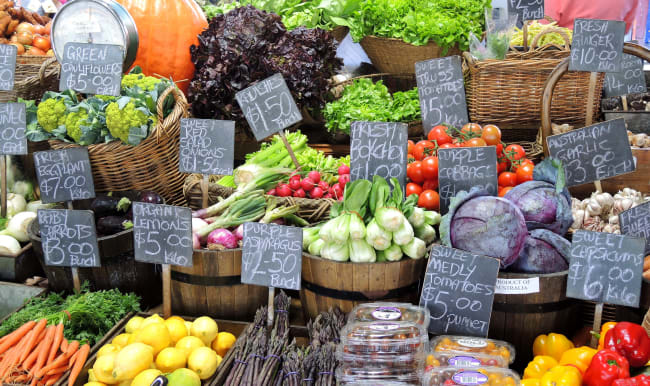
[619,202,650,256]
[0,44,16,91]
[604,53,647,97]
[419,245,499,337]
[38,209,100,267]
[566,230,645,307]
[415,56,468,134]
[179,118,235,176]
[569,19,625,73]
[33,148,95,203]
[0,103,26,155]
[59,43,123,96]
[133,203,193,267]
[546,119,635,187]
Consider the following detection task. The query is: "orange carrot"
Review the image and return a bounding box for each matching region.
[60,339,68,353]
[45,365,67,376]
[47,324,64,365]
[13,373,29,383]
[67,351,79,370]
[31,325,55,379]
[67,344,89,386]
[0,321,36,355]
[20,319,47,363]
[44,372,63,386]
[36,341,78,379]
[1,330,31,380]
[23,334,48,370]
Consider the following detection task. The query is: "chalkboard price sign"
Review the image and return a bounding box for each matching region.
[0,103,26,155]
[415,56,469,134]
[438,147,498,214]
[546,118,635,187]
[419,245,499,337]
[619,201,650,255]
[569,19,625,73]
[133,203,193,267]
[0,44,16,91]
[236,73,302,141]
[508,0,544,24]
[34,148,95,203]
[241,222,302,291]
[179,118,235,175]
[350,121,408,189]
[38,209,100,267]
[59,43,123,96]
[603,53,647,97]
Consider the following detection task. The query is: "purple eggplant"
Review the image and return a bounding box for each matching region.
[137,191,163,204]
[97,216,133,235]
[91,196,131,218]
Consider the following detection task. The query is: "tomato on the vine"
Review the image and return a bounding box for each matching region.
[495,143,504,157]
[407,140,415,155]
[505,144,526,161]
[408,154,415,163]
[413,140,435,161]
[407,161,425,183]
[498,171,517,187]
[461,123,482,138]
[481,124,501,146]
[439,143,455,150]
[516,163,534,184]
[497,157,509,174]
[466,137,487,147]
[406,182,423,197]
[427,125,453,145]
[418,190,440,211]
[422,156,438,180]
[422,179,438,191]
[499,186,513,197]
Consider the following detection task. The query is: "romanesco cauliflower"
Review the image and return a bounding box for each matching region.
[121,73,161,91]
[106,101,154,144]
[64,109,89,143]
[37,98,67,133]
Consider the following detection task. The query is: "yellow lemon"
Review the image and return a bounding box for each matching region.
[88,369,99,382]
[140,314,165,329]
[125,316,145,334]
[155,347,187,373]
[211,332,236,357]
[190,317,218,346]
[166,368,200,386]
[93,353,118,384]
[98,344,121,358]
[166,316,185,323]
[184,321,193,333]
[175,336,204,358]
[165,319,188,345]
[113,343,154,381]
[187,347,219,380]
[135,323,171,356]
[117,380,132,386]
[112,333,131,348]
[84,382,107,386]
[149,362,157,369]
[131,369,162,386]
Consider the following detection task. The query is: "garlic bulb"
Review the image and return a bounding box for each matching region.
[572,209,585,229]
[594,192,614,214]
[613,197,634,215]
[586,198,602,217]
[582,215,605,232]
[603,223,617,233]
[608,215,619,225]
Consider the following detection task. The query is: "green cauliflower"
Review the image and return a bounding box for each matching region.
[64,109,90,143]
[106,100,155,145]
[37,98,67,133]
[121,73,162,91]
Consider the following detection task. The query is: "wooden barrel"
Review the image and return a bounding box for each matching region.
[0,244,44,283]
[300,253,426,321]
[489,271,581,371]
[170,248,267,321]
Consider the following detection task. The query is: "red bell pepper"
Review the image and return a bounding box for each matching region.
[613,375,650,386]
[584,349,630,386]
[604,322,650,367]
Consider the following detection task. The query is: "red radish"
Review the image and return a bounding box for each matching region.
[301,178,315,192]
[338,195,344,201]
[267,189,277,196]
[338,164,350,175]
[338,174,350,186]
[288,177,301,191]
[318,180,329,190]
[323,193,333,199]
[307,171,321,184]
[331,183,343,199]
[293,188,306,198]
[276,184,292,197]
[310,187,324,199]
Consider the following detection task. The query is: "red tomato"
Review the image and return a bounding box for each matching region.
[427,125,453,145]
[505,144,526,161]
[516,163,534,184]
[422,179,438,191]
[408,154,415,163]
[406,183,423,197]
[481,124,501,146]
[466,137,487,147]
[497,157,508,174]
[495,143,504,157]
[418,190,440,211]
[499,186,513,197]
[439,143,455,150]
[422,156,438,180]
[413,140,435,161]
[407,161,425,183]
[407,140,415,155]
[498,172,517,187]
[461,123,482,138]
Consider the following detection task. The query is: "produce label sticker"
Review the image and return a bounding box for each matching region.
[437,146,498,214]
[619,201,650,255]
[178,118,235,176]
[566,230,645,308]
[38,209,100,267]
[495,277,540,295]
[350,121,408,190]
[235,73,303,141]
[603,52,647,97]
[33,148,95,203]
[0,103,26,155]
[59,42,123,97]
[508,0,544,25]
[132,203,193,267]
[415,56,469,134]
[419,245,499,337]
[241,222,302,291]
[569,19,625,73]
[0,44,16,91]
[546,118,635,187]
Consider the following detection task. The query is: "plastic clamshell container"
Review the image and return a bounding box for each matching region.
[348,302,430,328]
[423,366,521,386]
[336,366,422,385]
[340,320,429,356]
[427,350,508,368]
[430,336,516,364]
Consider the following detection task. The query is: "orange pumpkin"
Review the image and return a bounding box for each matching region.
[116,0,208,93]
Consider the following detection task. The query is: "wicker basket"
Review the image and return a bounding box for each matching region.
[0,56,59,103]
[330,26,349,42]
[360,35,461,74]
[183,174,333,223]
[464,28,604,130]
[48,87,189,205]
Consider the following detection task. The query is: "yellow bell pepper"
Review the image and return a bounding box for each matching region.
[524,356,559,379]
[533,333,575,361]
[558,346,597,374]
[597,322,617,350]
[522,380,541,386]
[540,365,582,386]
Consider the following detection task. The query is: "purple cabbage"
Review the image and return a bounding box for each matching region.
[509,229,571,274]
[504,158,573,236]
[440,188,527,268]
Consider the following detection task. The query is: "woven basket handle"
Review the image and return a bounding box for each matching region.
[529,27,571,51]
[522,16,560,49]
[540,42,650,156]
[38,56,58,86]
[156,86,188,139]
